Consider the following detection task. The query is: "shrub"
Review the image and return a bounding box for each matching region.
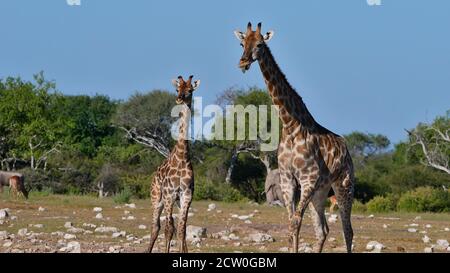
[351,199,367,213]
[397,187,450,212]
[194,179,245,202]
[366,196,396,213]
[114,187,133,204]
[121,174,151,199]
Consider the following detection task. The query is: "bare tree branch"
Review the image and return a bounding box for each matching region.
[407,129,450,175]
[119,126,170,158]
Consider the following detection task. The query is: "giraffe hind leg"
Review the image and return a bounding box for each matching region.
[309,186,330,253]
[332,173,354,253]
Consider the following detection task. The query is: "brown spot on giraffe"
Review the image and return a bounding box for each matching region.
[147,75,201,254]
[234,22,355,253]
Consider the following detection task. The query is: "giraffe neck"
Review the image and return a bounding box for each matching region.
[174,103,191,158]
[258,45,318,132]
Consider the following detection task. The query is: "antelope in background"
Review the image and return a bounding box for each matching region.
[0,171,28,199]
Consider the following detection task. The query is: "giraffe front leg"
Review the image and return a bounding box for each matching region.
[163,198,175,253]
[292,175,319,253]
[147,200,163,253]
[278,170,296,251]
[177,188,193,253]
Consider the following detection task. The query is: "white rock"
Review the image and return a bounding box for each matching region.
[64,234,76,240]
[0,231,8,240]
[64,222,73,229]
[415,216,421,220]
[125,203,136,209]
[67,241,81,253]
[383,224,388,229]
[138,225,147,230]
[328,237,336,242]
[67,227,85,234]
[82,223,97,229]
[328,214,338,223]
[188,212,194,217]
[247,233,274,243]
[186,225,207,241]
[112,231,126,238]
[231,214,239,218]
[95,213,103,219]
[425,224,432,229]
[445,228,449,232]
[38,207,46,212]
[244,220,252,224]
[368,214,374,219]
[407,228,417,233]
[207,203,217,211]
[409,223,419,227]
[0,209,9,219]
[238,215,251,220]
[126,216,135,220]
[3,241,13,247]
[436,239,449,249]
[124,210,130,215]
[51,231,65,237]
[424,247,433,253]
[17,228,27,237]
[366,241,385,252]
[93,207,103,212]
[94,226,118,233]
[10,216,17,221]
[279,247,289,252]
[422,235,431,243]
[33,224,44,229]
[228,233,240,240]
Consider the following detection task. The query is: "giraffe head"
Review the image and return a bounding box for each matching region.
[172,75,200,106]
[234,22,274,73]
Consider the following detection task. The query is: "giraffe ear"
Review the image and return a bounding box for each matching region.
[192,80,201,91]
[172,79,180,89]
[263,31,275,42]
[234,30,246,42]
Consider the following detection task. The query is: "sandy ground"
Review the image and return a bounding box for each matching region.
[1,194,449,253]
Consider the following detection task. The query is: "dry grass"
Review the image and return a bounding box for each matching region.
[1,193,449,253]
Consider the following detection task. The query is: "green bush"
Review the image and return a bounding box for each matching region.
[366,196,396,213]
[397,187,450,212]
[121,174,151,199]
[351,199,367,213]
[194,179,245,202]
[114,187,133,204]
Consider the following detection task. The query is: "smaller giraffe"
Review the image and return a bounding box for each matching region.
[147,75,200,253]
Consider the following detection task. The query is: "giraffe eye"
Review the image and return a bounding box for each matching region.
[256,43,263,48]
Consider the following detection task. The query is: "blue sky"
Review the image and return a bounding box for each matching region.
[0,0,449,145]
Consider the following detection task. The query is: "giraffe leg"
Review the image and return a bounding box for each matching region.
[309,186,330,253]
[291,176,319,253]
[177,188,193,253]
[278,170,296,246]
[163,198,176,253]
[147,198,163,253]
[332,173,354,253]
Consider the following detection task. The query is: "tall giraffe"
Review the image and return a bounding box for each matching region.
[234,22,354,253]
[147,75,200,253]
